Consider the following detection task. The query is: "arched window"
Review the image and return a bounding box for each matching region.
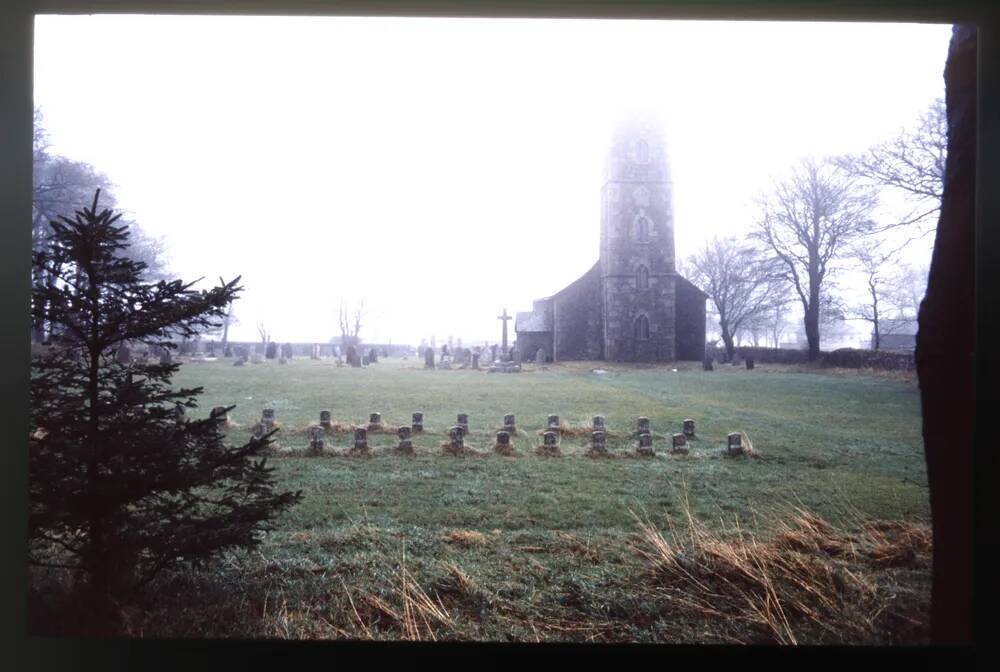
[636,265,650,290]
[637,217,649,242]
[635,139,649,163]
[634,315,650,340]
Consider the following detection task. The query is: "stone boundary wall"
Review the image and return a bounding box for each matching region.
[720,346,916,371]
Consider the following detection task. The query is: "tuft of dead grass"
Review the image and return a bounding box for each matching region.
[440,442,485,457]
[535,444,562,457]
[444,530,487,549]
[493,442,518,456]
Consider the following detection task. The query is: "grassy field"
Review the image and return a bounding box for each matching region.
[33,357,932,643]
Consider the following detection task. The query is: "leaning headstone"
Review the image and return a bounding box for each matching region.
[320,410,332,428]
[637,432,655,456]
[683,418,696,437]
[746,358,755,370]
[637,417,650,435]
[591,430,607,454]
[703,355,714,371]
[412,412,424,433]
[547,414,560,431]
[503,413,516,433]
[424,348,436,369]
[592,415,606,432]
[353,427,369,453]
[671,433,689,454]
[457,413,469,434]
[396,426,413,454]
[727,432,743,457]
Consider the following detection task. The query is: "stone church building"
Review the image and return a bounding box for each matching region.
[515,116,707,363]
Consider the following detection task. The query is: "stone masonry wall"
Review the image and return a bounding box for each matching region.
[552,262,604,361]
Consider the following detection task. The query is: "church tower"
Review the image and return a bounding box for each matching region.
[600,114,677,361]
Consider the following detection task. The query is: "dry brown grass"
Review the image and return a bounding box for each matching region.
[535,422,593,437]
[444,530,488,548]
[439,442,486,457]
[493,442,518,456]
[628,491,931,644]
[534,444,562,457]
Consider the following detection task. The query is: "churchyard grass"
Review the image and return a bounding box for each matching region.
[44,358,931,642]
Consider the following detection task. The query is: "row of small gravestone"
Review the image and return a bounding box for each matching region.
[241,408,747,457]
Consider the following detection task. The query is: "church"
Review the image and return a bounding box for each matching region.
[515,115,707,363]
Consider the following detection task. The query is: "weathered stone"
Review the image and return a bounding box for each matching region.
[683,418,695,437]
[547,414,560,430]
[727,432,743,456]
[593,415,606,432]
[637,432,655,455]
[412,412,424,433]
[457,413,469,433]
[309,426,325,455]
[472,352,480,369]
[159,350,173,365]
[503,413,516,432]
[496,430,511,446]
[369,412,382,428]
[398,426,411,440]
[746,358,755,370]
[637,417,650,435]
[535,347,547,364]
[354,427,368,451]
[320,410,332,428]
[671,433,689,454]
[591,430,607,452]
[262,408,275,429]
[703,355,714,371]
[448,426,465,452]
[543,431,558,447]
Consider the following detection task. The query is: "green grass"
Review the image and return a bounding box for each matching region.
[32,357,932,643]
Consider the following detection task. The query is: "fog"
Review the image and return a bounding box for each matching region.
[33,15,951,347]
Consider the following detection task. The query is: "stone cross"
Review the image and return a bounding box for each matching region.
[497,308,512,353]
[412,412,424,432]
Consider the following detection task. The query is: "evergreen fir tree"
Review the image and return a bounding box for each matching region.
[29,191,302,598]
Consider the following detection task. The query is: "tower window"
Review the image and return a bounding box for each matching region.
[634,315,650,340]
[637,217,649,242]
[636,265,649,289]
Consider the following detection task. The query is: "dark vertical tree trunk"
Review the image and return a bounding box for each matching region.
[915,24,975,646]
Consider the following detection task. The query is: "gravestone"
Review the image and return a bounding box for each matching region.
[535,348,546,365]
[593,415,606,432]
[637,432,655,456]
[261,408,276,430]
[320,410,332,428]
[448,426,465,453]
[727,432,743,456]
[591,430,607,453]
[233,357,245,367]
[683,418,696,437]
[496,430,511,447]
[671,433,689,454]
[547,414,560,430]
[281,343,293,360]
[346,345,360,368]
[224,344,233,358]
[397,426,413,453]
[457,413,469,434]
[369,412,382,429]
[265,342,278,359]
[703,355,714,371]
[159,350,172,366]
[207,341,217,356]
[637,417,650,435]
[309,426,325,455]
[503,414,516,433]
[424,348,435,369]
[412,412,424,433]
[539,430,559,456]
[353,427,368,452]
[472,352,480,370]
[490,344,498,363]
[511,346,521,366]
[746,358,755,370]
[115,345,131,365]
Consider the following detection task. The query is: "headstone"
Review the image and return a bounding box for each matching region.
[206,341,217,356]
[592,415,605,432]
[159,349,173,365]
[637,417,650,435]
[535,348,546,365]
[397,426,413,453]
[683,418,696,437]
[449,426,465,453]
[346,345,359,368]
[727,432,743,456]
[457,413,469,434]
[223,344,233,358]
[281,342,293,360]
[320,410,332,428]
[265,342,278,359]
[637,432,655,456]
[173,403,187,422]
[490,344,498,363]
[503,413,516,433]
[591,430,607,453]
[472,352,480,369]
[511,346,521,366]
[369,412,382,428]
[703,355,714,371]
[412,412,424,433]
[496,430,511,446]
[547,414,560,430]
[261,408,276,430]
[309,426,325,455]
[746,358,755,370]
[353,427,368,452]
[424,348,435,369]
[671,433,689,454]
[115,344,131,365]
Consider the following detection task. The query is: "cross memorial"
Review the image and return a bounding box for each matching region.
[497,308,512,355]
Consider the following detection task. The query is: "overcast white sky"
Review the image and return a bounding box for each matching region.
[33,15,950,346]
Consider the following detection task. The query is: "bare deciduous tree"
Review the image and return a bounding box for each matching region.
[835,98,945,239]
[753,158,878,360]
[687,236,787,361]
[338,298,365,349]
